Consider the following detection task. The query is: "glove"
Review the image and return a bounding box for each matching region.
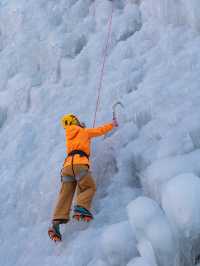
[112,117,118,127]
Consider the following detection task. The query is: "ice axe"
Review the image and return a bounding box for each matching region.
[112,101,124,124]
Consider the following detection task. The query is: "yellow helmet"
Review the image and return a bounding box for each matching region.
[61,113,80,128]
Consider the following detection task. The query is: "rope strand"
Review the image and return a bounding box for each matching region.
[93,2,114,127]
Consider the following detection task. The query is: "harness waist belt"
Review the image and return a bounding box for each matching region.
[68,150,90,160]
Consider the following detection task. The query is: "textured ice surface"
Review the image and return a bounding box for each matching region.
[1,0,200,266]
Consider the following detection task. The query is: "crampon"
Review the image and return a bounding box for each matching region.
[73,213,93,222]
[73,206,93,222]
[48,227,62,242]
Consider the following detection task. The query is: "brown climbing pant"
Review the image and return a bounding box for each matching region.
[52,164,96,222]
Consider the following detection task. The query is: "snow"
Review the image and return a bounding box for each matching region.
[1,0,200,265]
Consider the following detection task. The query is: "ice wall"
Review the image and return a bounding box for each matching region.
[1,0,200,266]
[141,0,200,31]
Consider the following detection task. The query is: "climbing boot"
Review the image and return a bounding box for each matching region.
[48,222,62,242]
[73,205,93,222]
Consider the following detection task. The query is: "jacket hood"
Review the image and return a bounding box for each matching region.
[66,125,81,140]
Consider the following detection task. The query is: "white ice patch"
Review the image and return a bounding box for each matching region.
[1,0,200,265]
[100,221,138,266]
[127,256,154,266]
[140,0,200,31]
[127,197,177,266]
[162,173,200,264]
[162,173,200,238]
[142,150,200,202]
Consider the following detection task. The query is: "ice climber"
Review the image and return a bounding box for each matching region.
[48,113,118,241]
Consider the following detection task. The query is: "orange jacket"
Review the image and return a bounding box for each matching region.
[63,123,114,168]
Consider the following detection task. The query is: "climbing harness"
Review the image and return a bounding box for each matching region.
[61,150,90,182]
[93,1,114,127]
[68,149,89,177]
[68,150,90,160]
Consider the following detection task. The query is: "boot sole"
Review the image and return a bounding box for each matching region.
[73,213,93,222]
[48,228,62,242]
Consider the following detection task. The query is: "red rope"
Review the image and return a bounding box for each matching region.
[93,1,114,128]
